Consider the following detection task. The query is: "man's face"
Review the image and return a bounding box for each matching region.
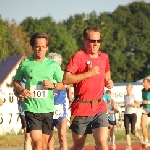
[32,38,48,59]
[143,79,149,88]
[83,31,101,54]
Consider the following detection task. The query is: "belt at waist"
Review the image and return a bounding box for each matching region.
[75,98,103,104]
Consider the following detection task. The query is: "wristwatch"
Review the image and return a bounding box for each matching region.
[53,83,58,89]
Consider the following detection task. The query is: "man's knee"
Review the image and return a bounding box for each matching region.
[100,139,107,145]
[96,140,108,149]
[32,140,42,148]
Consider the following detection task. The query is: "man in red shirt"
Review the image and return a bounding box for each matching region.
[63,25,114,150]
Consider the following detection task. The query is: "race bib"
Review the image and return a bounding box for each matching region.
[30,85,48,98]
[53,104,64,119]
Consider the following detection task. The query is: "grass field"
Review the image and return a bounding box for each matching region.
[0,127,149,148]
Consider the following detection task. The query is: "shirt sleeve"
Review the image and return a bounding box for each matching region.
[53,63,63,82]
[14,61,24,81]
[65,53,81,74]
[105,54,110,73]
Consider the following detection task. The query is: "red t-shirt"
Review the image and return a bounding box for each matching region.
[65,50,110,116]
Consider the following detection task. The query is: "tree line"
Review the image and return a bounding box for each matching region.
[0,1,150,82]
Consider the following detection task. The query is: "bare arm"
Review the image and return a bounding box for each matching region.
[133,100,140,108]
[142,100,149,104]
[12,79,24,93]
[126,99,140,108]
[120,104,125,108]
[13,79,31,98]
[113,100,118,112]
[105,71,111,80]
[66,85,73,102]
[42,80,65,91]
[63,62,100,85]
[13,89,24,101]
[105,71,114,89]
[108,100,118,114]
[55,82,65,91]
[63,71,90,85]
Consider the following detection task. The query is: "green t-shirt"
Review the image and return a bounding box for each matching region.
[14,57,63,113]
[142,88,150,109]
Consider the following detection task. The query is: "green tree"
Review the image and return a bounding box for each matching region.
[4,20,32,57]
[21,16,78,69]
[0,15,8,60]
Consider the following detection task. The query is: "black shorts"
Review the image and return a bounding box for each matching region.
[25,111,53,135]
[124,113,137,135]
[108,119,116,126]
[70,111,109,135]
[19,114,30,133]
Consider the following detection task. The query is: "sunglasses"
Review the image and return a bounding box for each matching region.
[85,38,102,43]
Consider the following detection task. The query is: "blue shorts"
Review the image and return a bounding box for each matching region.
[52,103,67,127]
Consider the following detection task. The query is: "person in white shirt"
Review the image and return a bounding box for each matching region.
[122,83,143,150]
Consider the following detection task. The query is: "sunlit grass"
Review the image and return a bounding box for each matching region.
[0,126,149,148]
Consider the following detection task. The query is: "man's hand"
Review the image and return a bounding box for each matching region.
[21,89,32,98]
[42,80,54,89]
[105,77,114,89]
[88,62,100,77]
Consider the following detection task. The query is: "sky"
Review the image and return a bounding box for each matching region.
[0,0,145,24]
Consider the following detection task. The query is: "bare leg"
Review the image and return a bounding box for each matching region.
[24,129,32,150]
[70,131,87,150]
[109,125,114,138]
[30,130,43,150]
[135,131,142,141]
[141,114,148,142]
[56,117,67,150]
[48,131,54,150]
[42,133,50,150]
[126,134,131,147]
[93,127,108,150]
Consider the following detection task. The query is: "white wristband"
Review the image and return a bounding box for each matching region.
[148,101,150,104]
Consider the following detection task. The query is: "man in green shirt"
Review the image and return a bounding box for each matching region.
[141,78,150,147]
[13,32,64,150]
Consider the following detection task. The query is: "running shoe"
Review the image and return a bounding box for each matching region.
[144,142,150,148]
[125,146,132,150]
[140,138,145,145]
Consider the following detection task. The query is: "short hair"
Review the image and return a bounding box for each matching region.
[126,83,133,88]
[105,90,111,94]
[30,32,51,47]
[83,25,100,39]
[143,78,150,83]
[47,52,62,66]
